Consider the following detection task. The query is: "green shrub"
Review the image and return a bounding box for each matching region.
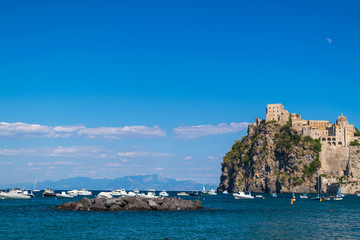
[241,154,250,164]
[350,140,360,147]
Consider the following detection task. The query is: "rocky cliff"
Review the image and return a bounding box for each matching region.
[218,119,360,194]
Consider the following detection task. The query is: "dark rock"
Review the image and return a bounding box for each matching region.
[147,200,158,210]
[56,196,203,212]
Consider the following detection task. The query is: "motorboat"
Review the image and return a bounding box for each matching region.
[67,190,79,197]
[159,190,169,197]
[56,191,74,199]
[271,192,277,197]
[177,192,189,196]
[97,192,113,198]
[188,190,199,196]
[255,195,263,198]
[0,189,31,199]
[22,190,35,198]
[78,188,92,196]
[299,193,308,199]
[223,190,229,195]
[43,188,56,197]
[208,189,217,196]
[111,189,127,196]
[141,189,158,199]
[233,191,254,200]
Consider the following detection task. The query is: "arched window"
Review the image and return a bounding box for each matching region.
[328,138,331,141]
[332,142,336,146]
[332,138,336,141]
[338,142,342,145]
[328,142,331,146]
[322,138,326,141]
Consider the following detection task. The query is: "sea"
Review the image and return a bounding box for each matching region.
[1,191,360,240]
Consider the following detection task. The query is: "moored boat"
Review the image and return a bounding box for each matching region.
[78,188,92,196]
[177,192,189,196]
[333,187,343,201]
[0,189,31,199]
[159,190,169,197]
[43,188,56,197]
[56,191,74,199]
[233,191,254,199]
[208,189,217,196]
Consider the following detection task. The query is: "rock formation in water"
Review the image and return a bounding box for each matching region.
[56,196,203,211]
[218,104,360,194]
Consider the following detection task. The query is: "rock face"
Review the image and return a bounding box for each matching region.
[218,119,360,194]
[57,196,203,211]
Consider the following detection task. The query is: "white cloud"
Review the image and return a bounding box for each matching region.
[104,162,122,167]
[326,38,332,44]
[173,122,250,139]
[0,146,176,160]
[155,167,164,171]
[0,122,166,139]
[0,162,11,165]
[27,161,76,166]
[183,156,192,160]
[116,152,176,158]
[77,125,166,139]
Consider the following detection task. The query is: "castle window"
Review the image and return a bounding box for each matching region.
[328,138,331,141]
[322,138,326,141]
[338,142,342,145]
[332,138,336,141]
[332,142,336,146]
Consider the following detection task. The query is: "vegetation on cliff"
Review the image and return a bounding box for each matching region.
[219,118,322,193]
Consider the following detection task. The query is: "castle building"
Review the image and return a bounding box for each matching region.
[265,104,357,147]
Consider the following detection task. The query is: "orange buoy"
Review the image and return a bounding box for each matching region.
[291,198,294,205]
[263,197,265,199]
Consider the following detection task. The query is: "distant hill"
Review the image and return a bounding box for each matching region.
[1,174,217,191]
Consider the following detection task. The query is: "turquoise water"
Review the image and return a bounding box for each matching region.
[1,192,360,239]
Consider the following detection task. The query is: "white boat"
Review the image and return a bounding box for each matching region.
[33,180,40,192]
[255,195,263,198]
[202,185,207,194]
[159,190,169,197]
[333,187,343,201]
[223,190,229,194]
[22,190,35,198]
[208,189,217,196]
[56,191,74,199]
[177,192,189,196]
[291,188,296,201]
[78,188,92,196]
[111,189,127,196]
[97,192,113,198]
[67,190,79,197]
[233,191,254,199]
[299,193,308,199]
[0,190,31,199]
[141,189,158,199]
[270,192,277,197]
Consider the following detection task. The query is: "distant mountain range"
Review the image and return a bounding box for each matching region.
[0,174,217,191]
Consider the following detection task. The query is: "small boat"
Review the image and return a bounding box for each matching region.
[233,191,254,200]
[208,189,217,196]
[270,192,277,197]
[159,190,169,197]
[111,189,127,196]
[78,188,92,196]
[22,190,35,198]
[291,188,296,201]
[255,194,263,198]
[67,190,79,197]
[201,185,207,194]
[43,188,56,197]
[223,190,229,195]
[0,189,31,199]
[142,189,158,199]
[299,193,308,199]
[177,192,189,196]
[333,187,343,201]
[33,180,41,192]
[56,191,74,199]
[188,190,199,196]
[312,174,322,201]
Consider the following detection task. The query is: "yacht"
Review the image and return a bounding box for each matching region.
[111,189,127,196]
[0,189,31,199]
[159,190,169,197]
[22,190,35,198]
[141,189,158,199]
[43,188,56,197]
[78,188,92,196]
[233,191,254,199]
[56,191,74,199]
[208,189,217,196]
[201,185,207,194]
[177,192,189,196]
[67,190,79,197]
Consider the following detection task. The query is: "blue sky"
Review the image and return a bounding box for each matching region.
[0,1,359,185]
